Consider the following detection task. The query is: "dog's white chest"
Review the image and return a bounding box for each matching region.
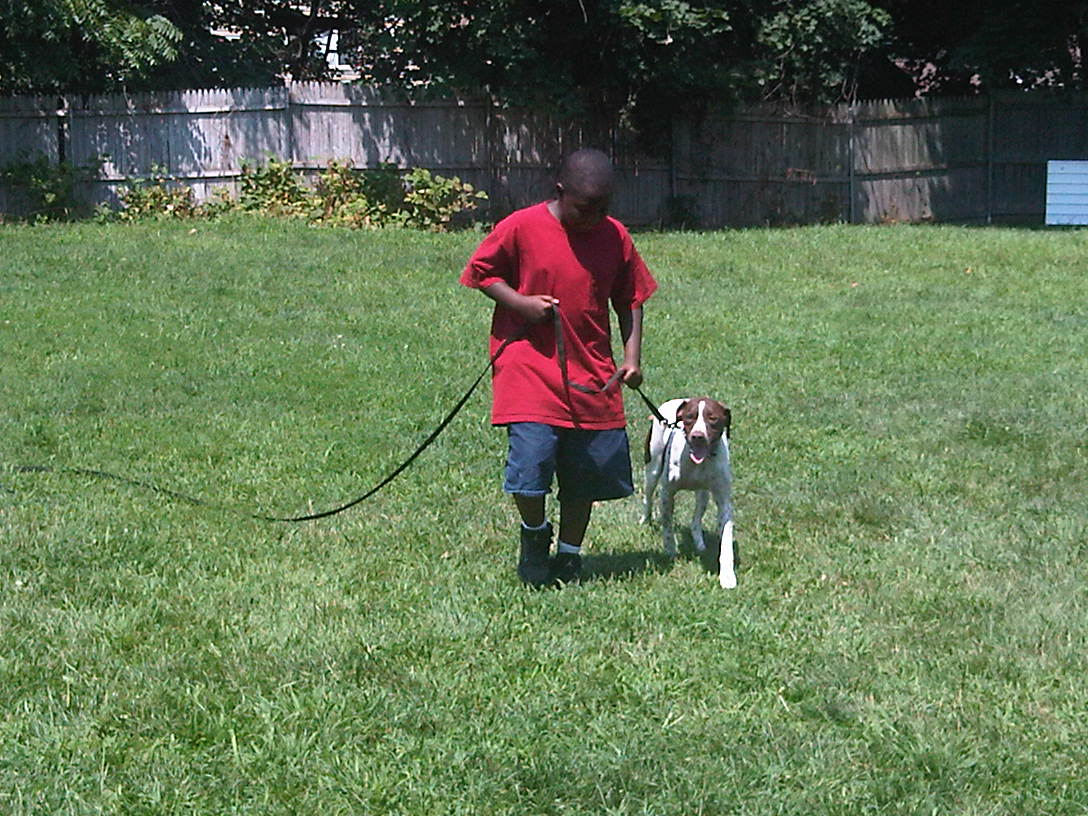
[665,429,689,483]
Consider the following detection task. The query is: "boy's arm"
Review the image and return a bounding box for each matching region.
[480,280,558,324]
[615,305,644,388]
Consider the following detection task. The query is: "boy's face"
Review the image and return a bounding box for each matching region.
[554,182,611,232]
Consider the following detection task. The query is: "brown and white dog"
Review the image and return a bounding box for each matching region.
[641,397,736,589]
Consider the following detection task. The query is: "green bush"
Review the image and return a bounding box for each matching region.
[112,155,488,231]
[357,162,407,214]
[311,160,387,229]
[116,166,197,222]
[0,156,101,222]
[238,156,312,218]
[392,167,489,231]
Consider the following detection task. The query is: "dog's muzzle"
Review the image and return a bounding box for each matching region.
[689,434,710,464]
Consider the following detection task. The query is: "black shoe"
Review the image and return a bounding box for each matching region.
[552,551,582,585]
[518,523,553,587]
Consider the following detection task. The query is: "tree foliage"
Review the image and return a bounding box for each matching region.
[336,0,891,149]
[754,0,890,101]
[2,0,1086,120]
[0,0,181,93]
[0,0,356,93]
[146,0,354,89]
[346,2,885,103]
[873,0,1088,95]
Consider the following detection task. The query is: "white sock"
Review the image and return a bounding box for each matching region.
[522,520,550,531]
[557,541,581,555]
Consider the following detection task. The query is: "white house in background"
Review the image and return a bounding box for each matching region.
[1045,161,1088,225]
[211,4,360,83]
[315,29,360,81]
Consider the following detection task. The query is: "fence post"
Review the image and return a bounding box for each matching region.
[285,83,296,168]
[56,95,69,165]
[848,104,857,224]
[485,98,495,216]
[986,94,995,225]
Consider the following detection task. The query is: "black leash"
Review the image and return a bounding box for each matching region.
[10,465,222,509]
[259,330,520,522]
[9,307,671,521]
[551,306,674,426]
[9,332,519,523]
[635,386,677,426]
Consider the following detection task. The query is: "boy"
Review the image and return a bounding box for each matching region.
[460,148,657,586]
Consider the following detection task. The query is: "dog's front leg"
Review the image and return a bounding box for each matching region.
[660,487,678,558]
[716,491,736,589]
[691,490,709,553]
[641,457,660,526]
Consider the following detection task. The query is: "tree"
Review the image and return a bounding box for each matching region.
[752,0,891,102]
[147,0,356,89]
[0,0,361,93]
[339,0,892,149]
[871,0,1088,95]
[0,0,181,93]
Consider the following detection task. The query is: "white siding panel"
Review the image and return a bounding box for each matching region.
[1046,160,1088,224]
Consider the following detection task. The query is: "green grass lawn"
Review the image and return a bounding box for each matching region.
[2,217,1087,814]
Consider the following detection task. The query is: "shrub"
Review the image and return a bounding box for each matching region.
[392,167,489,231]
[312,160,385,229]
[238,156,312,218]
[117,165,197,222]
[199,186,239,218]
[0,156,101,222]
[358,162,407,213]
[112,156,488,231]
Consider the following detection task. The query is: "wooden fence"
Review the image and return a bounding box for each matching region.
[2,83,1088,227]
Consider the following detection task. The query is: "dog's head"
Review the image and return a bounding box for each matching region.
[676,397,731,464]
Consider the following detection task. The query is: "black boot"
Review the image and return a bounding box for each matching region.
[518,523,553,587]
[552,551,582,585]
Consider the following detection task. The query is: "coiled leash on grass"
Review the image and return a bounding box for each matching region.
[9,306,672,522]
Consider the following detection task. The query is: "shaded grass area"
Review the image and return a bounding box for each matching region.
[2,217,1087,814]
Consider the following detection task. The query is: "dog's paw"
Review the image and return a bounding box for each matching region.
[719,571,738,589]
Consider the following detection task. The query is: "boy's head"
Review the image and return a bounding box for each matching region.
[554,148,614,232]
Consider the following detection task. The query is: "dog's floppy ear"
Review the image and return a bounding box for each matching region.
[723,407,732,439]
[674,399,689,421]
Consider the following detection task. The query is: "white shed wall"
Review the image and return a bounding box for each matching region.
[1046,160,1088,225]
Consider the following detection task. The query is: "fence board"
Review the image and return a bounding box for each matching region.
[58,87,291,207]
[0,95,61,216]
[3,83,1088,226]
[994,97,1088,160]
[0,94,59,163]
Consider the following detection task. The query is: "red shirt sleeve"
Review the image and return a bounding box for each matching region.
[611,231,657,310]
[460,216,516,291]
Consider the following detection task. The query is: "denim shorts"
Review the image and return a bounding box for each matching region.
[503,423,634,502]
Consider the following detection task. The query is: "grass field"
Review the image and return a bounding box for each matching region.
[2,217,1087,814]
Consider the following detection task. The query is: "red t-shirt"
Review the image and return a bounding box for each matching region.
[460,202,657,429]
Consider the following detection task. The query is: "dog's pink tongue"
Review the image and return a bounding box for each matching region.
[689,437,709,464]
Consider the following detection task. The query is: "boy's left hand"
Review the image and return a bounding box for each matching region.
[618,364,643,389]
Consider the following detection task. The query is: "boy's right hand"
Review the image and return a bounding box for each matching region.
[516,294,559,324]
[480,282,557,324]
